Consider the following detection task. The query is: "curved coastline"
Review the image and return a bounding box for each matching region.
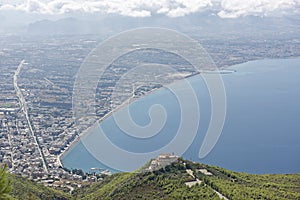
[58,65,242,165]
[59,70,209,163]
[59,57,300,174]
[59,57,300,166]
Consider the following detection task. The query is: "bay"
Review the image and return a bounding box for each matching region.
[62,58,300,174]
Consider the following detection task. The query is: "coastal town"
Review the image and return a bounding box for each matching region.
[0,33,299,192]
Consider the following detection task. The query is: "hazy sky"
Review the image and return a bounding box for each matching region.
[0,0,299,18]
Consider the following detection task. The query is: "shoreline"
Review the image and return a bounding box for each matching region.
[58,68,236,165]
[58,71,200,163]
[59,95,138,161]
[58,56,300,167]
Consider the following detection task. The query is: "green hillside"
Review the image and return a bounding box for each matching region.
[1,159,300,200]
[8,174,71,200]
[74,158,300,200]
[0,165,70,200]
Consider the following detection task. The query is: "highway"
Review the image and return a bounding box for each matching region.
[14,60,49,173]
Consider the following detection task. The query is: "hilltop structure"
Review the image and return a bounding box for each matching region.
[148,153,179,172]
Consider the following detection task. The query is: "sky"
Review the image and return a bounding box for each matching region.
[0,0,299,18]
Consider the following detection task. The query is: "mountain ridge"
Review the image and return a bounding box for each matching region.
[26,14,300,37]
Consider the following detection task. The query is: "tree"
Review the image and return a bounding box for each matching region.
[0,164,12,200]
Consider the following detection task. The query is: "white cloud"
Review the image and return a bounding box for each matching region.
[0,0,299,18]
[218,0,300,18]
[158,0,213,17]
[0,0,213,17]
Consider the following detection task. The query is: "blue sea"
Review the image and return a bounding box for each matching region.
[62,58,300,174]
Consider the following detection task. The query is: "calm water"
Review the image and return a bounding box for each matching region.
[62,58,300,174]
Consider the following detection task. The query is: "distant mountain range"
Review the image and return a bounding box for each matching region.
[23,13,300,37]
[0,8,299,37]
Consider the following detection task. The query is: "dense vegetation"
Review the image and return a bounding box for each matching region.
[1,159,299,200]
[203,167,300,199]
[0,165,12,200]
[73,162,219,200]
[192,164,300,200]
[8,174,71,200]
[74,159,300,200]
[0,165,70,200]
